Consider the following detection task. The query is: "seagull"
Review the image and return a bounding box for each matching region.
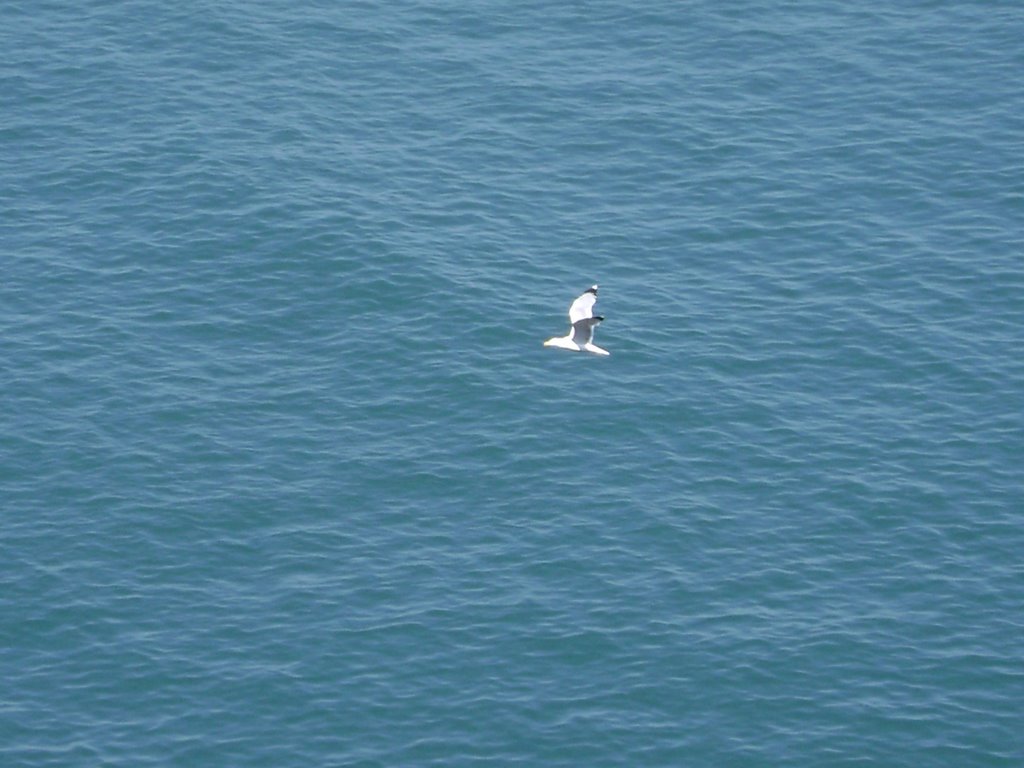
[544,285,610,355]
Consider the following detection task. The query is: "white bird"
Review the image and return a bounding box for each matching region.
[544,285,610,355]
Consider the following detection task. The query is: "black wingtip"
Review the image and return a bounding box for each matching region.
[585,285,598,295]
[594,315,605,321]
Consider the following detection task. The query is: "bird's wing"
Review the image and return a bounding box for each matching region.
[568,285,598,323]
[570,316,603,346]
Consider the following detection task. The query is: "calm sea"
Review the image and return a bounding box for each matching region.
[3,1,1022,765]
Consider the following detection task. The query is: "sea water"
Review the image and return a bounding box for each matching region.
[3,1,1022,765]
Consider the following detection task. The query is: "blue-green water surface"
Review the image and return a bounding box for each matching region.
[3,1,1023,765]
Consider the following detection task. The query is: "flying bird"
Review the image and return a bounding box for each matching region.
[543,285,609,355]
